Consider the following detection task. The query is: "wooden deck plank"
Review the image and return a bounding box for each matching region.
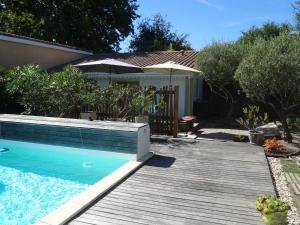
[68,139,275,225]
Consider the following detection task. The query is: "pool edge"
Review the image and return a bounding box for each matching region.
[34,152,154,225]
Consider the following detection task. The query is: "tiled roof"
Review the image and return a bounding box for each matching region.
[0,32,93,54]
[73,50,199,69]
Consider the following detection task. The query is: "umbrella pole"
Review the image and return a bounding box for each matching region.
[169,69,172,85]
[109,66,112,85]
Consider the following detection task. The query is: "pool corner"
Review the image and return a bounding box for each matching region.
[34,152,154,225]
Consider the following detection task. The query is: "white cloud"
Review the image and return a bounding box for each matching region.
[196,0,223,11]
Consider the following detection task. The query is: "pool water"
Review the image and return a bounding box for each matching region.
[0,139,128,225]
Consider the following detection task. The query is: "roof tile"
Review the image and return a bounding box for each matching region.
[75,50,199,69]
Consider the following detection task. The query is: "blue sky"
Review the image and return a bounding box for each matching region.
[120,0,295,51]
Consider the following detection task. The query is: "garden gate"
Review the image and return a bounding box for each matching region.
[149,85,179,137]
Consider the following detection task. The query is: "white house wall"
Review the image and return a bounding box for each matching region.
[139,76,186,117]
[85,72,196,117]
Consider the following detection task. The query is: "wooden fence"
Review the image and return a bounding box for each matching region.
[149,86,179,137]
[82,85,179,137]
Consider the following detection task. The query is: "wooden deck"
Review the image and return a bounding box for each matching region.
[68,139,275,225]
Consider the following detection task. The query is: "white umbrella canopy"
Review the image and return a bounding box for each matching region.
[74,58,142,73]
[143,61,200,84]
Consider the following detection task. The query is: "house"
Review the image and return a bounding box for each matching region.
[71,51,203,117]
[0,32,93,69]
[0,32,203,117]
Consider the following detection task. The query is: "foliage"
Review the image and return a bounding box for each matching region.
[256,195,290,225]
[256,195,290,214]
[238,22,292,45]
[48,66,101,117]
[287,116,300,130]
[99,84,158,119]
[235,33,300,142]
[263,138,284,153]
[295,1,300,31]
[5,65,50,115]
[131,87,156,115]
[129,13,192,52]
[197,41,247,118]
[4,65,100,117]
[99,84,137,119]
[233,134,249,142]
[0,0,138,52]
[236,105,269,130]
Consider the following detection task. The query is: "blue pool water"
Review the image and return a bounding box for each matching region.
[0,139,128,225]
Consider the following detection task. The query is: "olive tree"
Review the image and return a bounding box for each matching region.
[197,42,246,119]
[235,33,300,142]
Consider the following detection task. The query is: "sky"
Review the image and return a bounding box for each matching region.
[120,0,296,51]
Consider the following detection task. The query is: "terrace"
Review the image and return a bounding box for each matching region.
[68,138,274,225]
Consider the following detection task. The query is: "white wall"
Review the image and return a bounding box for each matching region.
[85,72,202,117]
[139,76,186,117]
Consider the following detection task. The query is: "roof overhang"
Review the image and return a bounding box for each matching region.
[84,72,195,79]
[0,33,93,55]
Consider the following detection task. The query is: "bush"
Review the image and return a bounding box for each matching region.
[236,105,269,130]
[256,195,290,214]
[256,195,290,225]
[5,65,50,115]
[4,65,101,118]
[99,84,157,120]
[263,138,284,153]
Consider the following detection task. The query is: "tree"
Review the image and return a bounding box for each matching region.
[48,65,101,117]
[235,33,300,142]
[295,0,300,31]
[0,0,138,52]
[197,41,246,119]
[4,65,101,117]
[238,22,291,45]
[129,13,192,52]
[0,65,22,113]
[4,65,51,115]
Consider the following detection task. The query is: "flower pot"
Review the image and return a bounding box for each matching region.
[135,115,149,123]
[80,112,97,121]
[262,211,288,225]
[249,130,264,146]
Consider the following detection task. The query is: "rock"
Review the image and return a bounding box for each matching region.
[268,157,300,225]
[256,122,281,138]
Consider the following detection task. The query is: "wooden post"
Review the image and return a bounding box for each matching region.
[173,86,179,138]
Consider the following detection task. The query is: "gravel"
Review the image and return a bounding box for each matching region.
[268,157,300,225]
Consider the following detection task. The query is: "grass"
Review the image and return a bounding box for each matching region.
[281,158,300,174]
[280,157,300,215]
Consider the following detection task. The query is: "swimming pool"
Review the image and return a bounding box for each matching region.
[0,138,128,225]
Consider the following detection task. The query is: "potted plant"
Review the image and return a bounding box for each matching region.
[132,88,155,123]
[236,105,269,145]
[256,195,290,225]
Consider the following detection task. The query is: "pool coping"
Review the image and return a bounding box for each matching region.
[34,152,154,225]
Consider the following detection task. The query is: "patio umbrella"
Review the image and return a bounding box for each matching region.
[74,58,142,74]
[143,61,200,85]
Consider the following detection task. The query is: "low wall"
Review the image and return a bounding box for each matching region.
[0,114,150,161]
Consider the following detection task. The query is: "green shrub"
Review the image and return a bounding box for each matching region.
[256,195,290,214]
[256,195,290,225]
[4,65,101,118]
[236,105,268,130]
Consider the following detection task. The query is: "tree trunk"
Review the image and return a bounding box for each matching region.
[281,116,293,143]
[226,98,235,120]
[270,104,293,143]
